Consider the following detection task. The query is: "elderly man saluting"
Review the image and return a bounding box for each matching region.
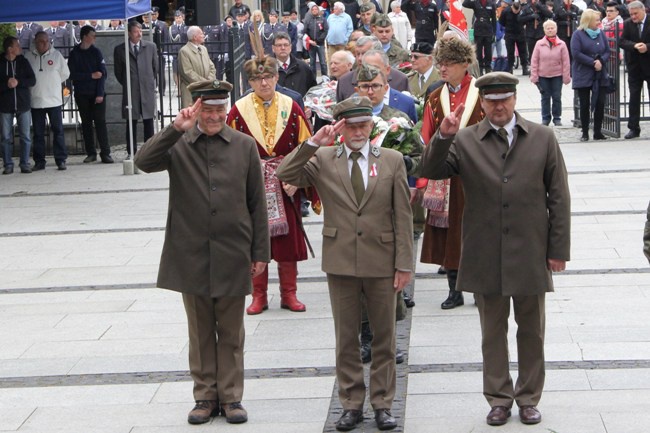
[135,80,269,426]
[420,72,571,427]
[277,96,413,431]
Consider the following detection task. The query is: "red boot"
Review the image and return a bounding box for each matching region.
[247,267,268,315]
[278,261,306,312]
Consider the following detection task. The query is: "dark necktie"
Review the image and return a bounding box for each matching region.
[420,74,426,91]
[271,24,275,31]
[497,127,508,143]
[639,23,643,38]
[133,44,139,57]
[350,152,365,204]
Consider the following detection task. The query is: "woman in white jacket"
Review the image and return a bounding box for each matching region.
[388,1,412,49]
[530,20,571,127]
[25,31,70,170]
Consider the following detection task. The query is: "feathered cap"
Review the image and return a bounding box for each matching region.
[434,38,475,66]
[243,18,279,79]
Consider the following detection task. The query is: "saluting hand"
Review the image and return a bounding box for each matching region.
[439,103,465,137]
[173,98,201,132]
[309,119,346,146]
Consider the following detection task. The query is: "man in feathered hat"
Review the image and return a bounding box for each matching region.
[227,50,315,316]
[418,37,483,310]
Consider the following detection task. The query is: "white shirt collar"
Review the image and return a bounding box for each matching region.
[489,115,517,146]
[345,141,370,159]
[420,65,435,82]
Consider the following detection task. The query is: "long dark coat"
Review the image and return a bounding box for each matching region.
[134,125,270,298]
[420,113,571,296]
[114,39,158,120]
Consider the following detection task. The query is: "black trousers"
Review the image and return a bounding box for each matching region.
[475,35,493,70]
[74,95,110,157]
[126,118,154,156]
[627,73,650,131]
[577,86,605,136]
[505,36,528,71]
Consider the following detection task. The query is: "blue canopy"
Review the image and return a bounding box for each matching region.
[1,0,151,23]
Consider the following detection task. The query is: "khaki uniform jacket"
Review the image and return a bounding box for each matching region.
[407,69,441,99]
[386,42,410,68]
[134,125,270,297]
[420,113,571,295]
[276,142,414,277]
[178,42,217,108]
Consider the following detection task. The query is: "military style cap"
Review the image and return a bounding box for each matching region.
[356,64,382,83]
[235,8,247,16]
[359,3,376,13]
[475,72,519,100]
[174,10,184,17]
[151,6,159,13]
[410,41,433,55]
[187,80,233,104]
[269,9,279,16]
[332,96,373,123]
[371,13,392,27]
[282,10,291,16]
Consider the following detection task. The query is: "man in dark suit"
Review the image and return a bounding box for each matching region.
[620,0,650,139]
[276,96,413,431]
[420,72,571,427]
[273,32,317,97]
[114,21,159,158]
[135,80,269,426]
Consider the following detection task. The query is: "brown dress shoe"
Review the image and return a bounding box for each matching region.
[519,405,542,424]
[187,400,219,424]
[486,406,511,426]
[221,402,248,424]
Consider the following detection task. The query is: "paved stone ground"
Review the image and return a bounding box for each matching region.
[0,68,649,432]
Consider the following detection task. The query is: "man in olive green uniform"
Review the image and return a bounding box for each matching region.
[371,14,410,67]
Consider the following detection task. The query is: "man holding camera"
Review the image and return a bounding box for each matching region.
[499,0,530,75]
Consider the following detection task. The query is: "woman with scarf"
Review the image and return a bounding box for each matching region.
[530,20,571,126]
[570,9,610,141]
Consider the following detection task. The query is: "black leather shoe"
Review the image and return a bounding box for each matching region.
[486,406,511,426]
[20,165,32,174]
[580,135,589,142]
[395,348,405,364]
[100,155,114,164]
[301,201,310,217]
[403,291,415,308]
[441,290,464,309]
[437,266,447,275]
[83,155,97,163]
[57,161,67,171]
[593,133,608,140]
[33,162,46,171]
[625,129,640,139]
[374,409,397,430]
[336,409,363,431]
[2,166,13,175]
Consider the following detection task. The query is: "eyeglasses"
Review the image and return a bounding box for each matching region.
[250,74,276,83]
[410,53,428,60]
[273,43,291,48]
[358,83,384,92]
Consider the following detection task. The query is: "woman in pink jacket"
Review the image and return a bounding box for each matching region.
[530,20,572,126]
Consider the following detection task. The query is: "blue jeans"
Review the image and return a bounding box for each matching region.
[308,44,327,76]
[32,106,67,165]
[1,111,32,169]
[538,76,563,124]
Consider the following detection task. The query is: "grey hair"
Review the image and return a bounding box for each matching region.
[355,35,382,50]
[628,0,645,9]
[333,1,345,11]
[332,49,355,65]
[390,1,401,10]
[362,49,390,66]
[186,26,203,42]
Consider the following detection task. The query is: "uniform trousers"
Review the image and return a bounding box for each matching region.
[182,293,246,403]
[327,274,397,410]
[475,293,546,408]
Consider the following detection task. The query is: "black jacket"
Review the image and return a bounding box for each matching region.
[463,0,497,37]
[277,55,317,97]
[499,7,526,38]
[519,1,553,39]
[0,54,35,114]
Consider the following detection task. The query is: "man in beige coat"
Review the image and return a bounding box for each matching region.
[420,72,571,427]
[134,80,269,426]
[178,26,216,108]
[277,96,413,432]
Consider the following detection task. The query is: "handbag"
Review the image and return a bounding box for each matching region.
[605,75,616,94]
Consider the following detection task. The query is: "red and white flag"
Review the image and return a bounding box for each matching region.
[443,0,469,40]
